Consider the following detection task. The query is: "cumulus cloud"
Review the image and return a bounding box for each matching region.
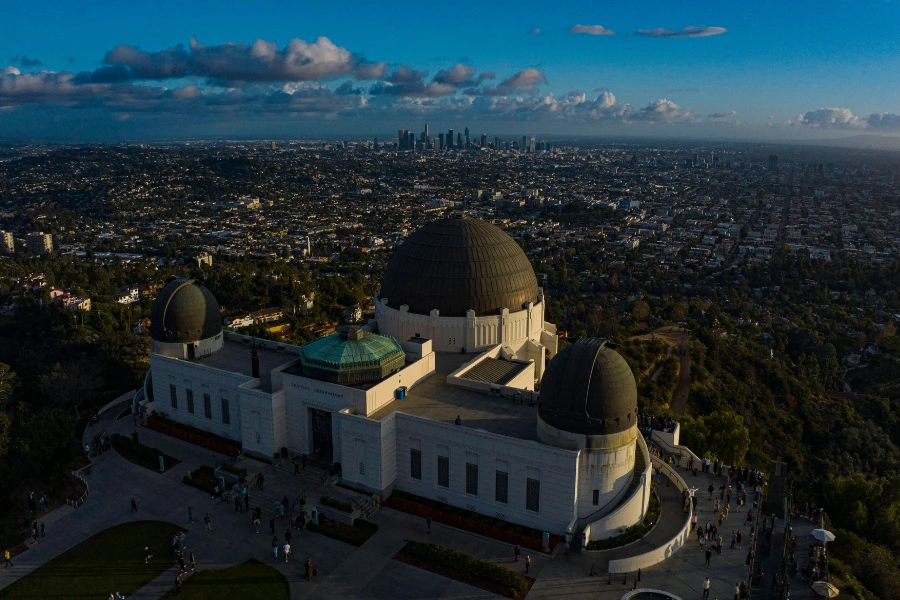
[632,99,694,122]
[9,54,42,68]
[530,28,542,35]
[371,63,494,97]
[636,26,727,38]
[865,113,900,130]
[468,68,547,96]
[569,24,615,36]
[98,36,386,84]
[708,110,736,118]
[796,108,860,128]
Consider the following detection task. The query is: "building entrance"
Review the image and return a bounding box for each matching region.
[310,408,333,461]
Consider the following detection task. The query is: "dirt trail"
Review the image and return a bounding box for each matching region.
[629,326,691,414]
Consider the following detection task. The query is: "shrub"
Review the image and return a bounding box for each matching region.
[320,496,353,513]
[306,517,377,546]
[183,465,229,495]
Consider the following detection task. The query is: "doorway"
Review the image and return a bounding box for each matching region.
[310,408,333,461]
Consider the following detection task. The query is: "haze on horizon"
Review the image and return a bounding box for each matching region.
[2,0,899,142]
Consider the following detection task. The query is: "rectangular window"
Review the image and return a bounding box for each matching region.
[410,449,422,480]
[593,489,600,506]
[221,398,230,425]
[466,463,478,496]
[437,456,449,488]
[495,471,509,504]
[186,389,194,414]
[169,384,177,409]
[203,393,212,419]
[526,478,540,512]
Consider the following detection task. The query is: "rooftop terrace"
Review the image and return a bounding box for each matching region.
[186,338,296,392]
[369,352,539,441]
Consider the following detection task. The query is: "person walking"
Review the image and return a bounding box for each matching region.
[234,496,241,512]
[131,498,138,513]
[174,576,182,595]
[514,544,521,561]
[189,551,195,572]
[4,549,12,568]
[283,542,291,562]
[270,518,276,535]
[188,507,194,523]
[730,530,737,549]
[525,555,531,574]
[254,517,261,533]
[40,521,45,538]
[691,514,698,532]
[702,576,711,599]
[305,559,312,580]
[426,516,431,534]
[705,547,712,567]
[144,546,153,564]
[717,535,723,555]
[737,531,743,549]
[204,513,212,531]
[272,536,279,558]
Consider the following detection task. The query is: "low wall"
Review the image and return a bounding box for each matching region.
[607,455,693,574]
[585,435,653,540]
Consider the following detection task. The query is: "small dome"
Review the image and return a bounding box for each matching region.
[379,216,540,317]
[539,338,637,435]
[150,279,222,344]
[300,326,405,384]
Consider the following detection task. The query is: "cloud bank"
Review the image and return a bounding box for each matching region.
[569,25,615,36]
[636,26,727,38]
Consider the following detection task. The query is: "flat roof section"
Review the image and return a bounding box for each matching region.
[460,357,530,385]
[370,353,539,441]
[187,339,296,392]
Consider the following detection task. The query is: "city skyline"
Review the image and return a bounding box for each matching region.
[2,1,900,141]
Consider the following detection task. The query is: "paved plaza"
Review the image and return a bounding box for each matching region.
[0,400,812,599]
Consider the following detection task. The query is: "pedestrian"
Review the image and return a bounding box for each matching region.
[204,513,212,531]
[714,498,720,513]
[235,496,241,512]
[703,576,711,599]
[174,576,182,595]
[305,559,312,580]
[454,415,462,425]
[285,529,292,544]
[188,507,194,523]
[717,535,723,555]
[244,493,250,512]
[734,583,740,600]
[254,517,261,533]
[426,516,431,534]
[190,551,195,572]
[272,536,279,558]
[39,494,46,511]
[691,514,698,532]
[730,531,736,549]
[131,498,138,513]
[31,525,38,545]
[708,484,714,500]
[514,544,521,561]
[705,547,712,567]
[144,546,153,564]
[40,521,45,538]
[4,549,12,568]
[284,542,291,562]
[270,518,276,535]
[737,531,743,549]
[525,555,531,574]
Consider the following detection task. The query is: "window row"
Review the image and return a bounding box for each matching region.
[409,447,540,512]
[169,383,230,425]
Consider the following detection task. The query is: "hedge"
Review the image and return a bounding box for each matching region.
[396,541,531,599]
[111,434,180,472]
[306,517,378,546]
[183,465,230,495]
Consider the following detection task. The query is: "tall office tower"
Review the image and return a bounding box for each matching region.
[425,123,429,141]
[522,135,527,150]
[457,132,462,148]
[447,129,454,149]
[271,141,277,150]
[710,151,715,164]
[464,127,470,146]
[407,131,415,150]
[481,133,487,147]
[438,133,444,150]
[529,136,536,153]
[494,136,500,150]
[769,155,778,171]
[398,129,408,150]
[0,230,13,253]
[26,232,52,255]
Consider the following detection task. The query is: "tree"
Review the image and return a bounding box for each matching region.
[41,359,103,419]
[632,300,650,322]
[683,410,751,465]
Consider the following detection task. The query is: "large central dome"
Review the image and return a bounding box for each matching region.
[379,217,540,317]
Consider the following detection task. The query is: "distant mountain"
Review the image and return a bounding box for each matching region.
[807,134,900,151]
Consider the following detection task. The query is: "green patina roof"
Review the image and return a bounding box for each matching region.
[300,326,406,384]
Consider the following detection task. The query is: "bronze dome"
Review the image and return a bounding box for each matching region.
[539,338,637,435]
[150,279,222,343]
[379,217,540,317]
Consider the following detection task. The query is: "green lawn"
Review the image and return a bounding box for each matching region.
[0,520,182,599]
[161,559,289,599]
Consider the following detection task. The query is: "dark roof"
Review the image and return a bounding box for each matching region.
[461,358,530,385]
[150,279,222,343]
[538,338,637,435]
[378,216,540,317]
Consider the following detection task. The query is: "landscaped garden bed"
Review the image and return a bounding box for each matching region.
[394,541,532,599]
[111,433,180,472]
[586,490,661,551]
[161,559,289,599]
[383,490,560,553]
[306,516,378,546]
[145,414,242,457]
[183,465,231,495]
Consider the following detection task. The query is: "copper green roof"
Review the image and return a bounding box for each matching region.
[300,326,406,384]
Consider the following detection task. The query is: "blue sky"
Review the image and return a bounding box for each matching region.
[2,0,899,140]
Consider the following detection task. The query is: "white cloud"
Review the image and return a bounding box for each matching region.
[796,108,860,128]
[569,25,615,36]
[636,26,727,38]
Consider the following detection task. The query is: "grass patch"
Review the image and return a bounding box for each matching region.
[112,433,180,472]
[586,489,661,551]
[320,495,353,513]
[306,516,378,546]
[0,521,181,599]
[395,541,532,599]
[160,559,289,599]
[183,465,230,495]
